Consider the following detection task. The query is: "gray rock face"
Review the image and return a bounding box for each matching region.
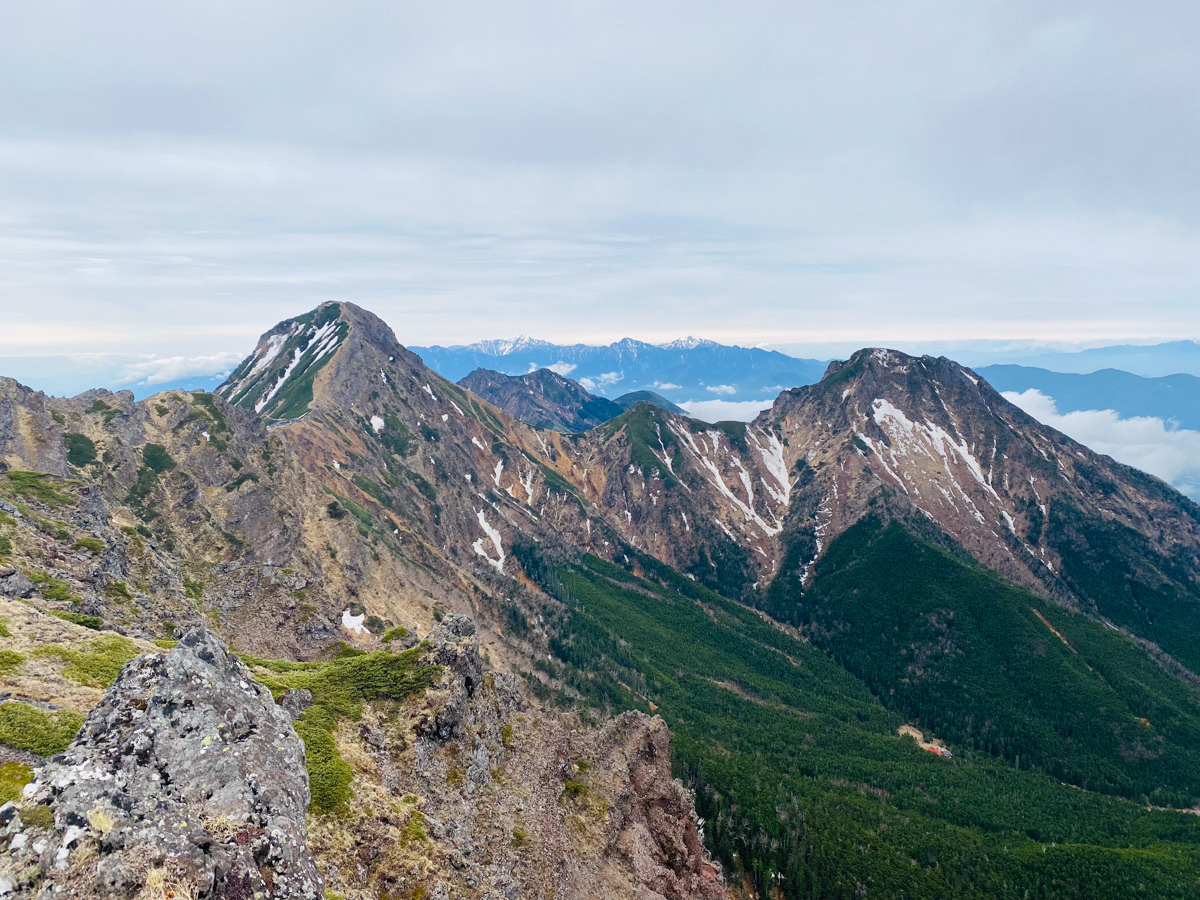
[0,628,322,899]
[0,568,33,598]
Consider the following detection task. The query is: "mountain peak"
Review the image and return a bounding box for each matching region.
[216,301,415,422]
[658,336,716,351]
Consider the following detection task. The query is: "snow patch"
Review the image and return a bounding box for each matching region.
[342,608,368,635]
[370,415,385,433]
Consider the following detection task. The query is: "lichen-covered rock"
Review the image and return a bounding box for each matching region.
[0,628,322,899]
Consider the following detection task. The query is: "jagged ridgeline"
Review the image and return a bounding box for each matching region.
[218,303,349,420]
[4,303,1200,898]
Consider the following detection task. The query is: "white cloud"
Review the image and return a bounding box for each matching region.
[653,381,681,390]
[547,361,577,376]
[1003,389,1200,500]
[679,398,773,423]
[119,352,242,386]
[579,371,623,391]
[705,384,737,395]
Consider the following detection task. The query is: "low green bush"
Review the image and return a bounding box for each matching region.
[245,647,439,815]
[48,610,103,630]
[0,701,84,756]
[64,433,97,466]
[35,634,140,687]
[0,761,33,804]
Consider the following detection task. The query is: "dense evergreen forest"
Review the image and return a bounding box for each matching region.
[515,534,1200,898]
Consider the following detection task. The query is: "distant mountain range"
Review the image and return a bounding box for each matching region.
[410,335,829,403]
[997,340,1200,378]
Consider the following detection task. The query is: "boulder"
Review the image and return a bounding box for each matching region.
[0,628,322,899]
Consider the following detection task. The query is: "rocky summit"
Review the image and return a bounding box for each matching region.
[3,302,1200,898]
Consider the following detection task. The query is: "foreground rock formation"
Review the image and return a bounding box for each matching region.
[0,629,322,900]
[308,615,728,900]
[1,615,727,899]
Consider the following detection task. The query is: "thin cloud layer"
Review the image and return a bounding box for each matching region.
[680,399,774,423]
[119,352,243,386]
[1003,389,1200,499]
[0,1,1197,362]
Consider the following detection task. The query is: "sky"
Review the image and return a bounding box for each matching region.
[3,0,1200,392]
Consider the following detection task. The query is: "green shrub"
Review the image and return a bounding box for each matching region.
[0,761,33,805]
[35,634,140,687]
[0,650,23,675]
[74,537,105,553]
[64,433,97,466]
[142,443,176,473]
[103,581,133,603]
[244,647,439,815]
[0,535,11,558]
[184,578,204,600]
[326,501,346,520]
[381,626,409,643]
[48,610,103,630]
[511,827,526,848]
[0,701,84,756]
[225,472,260,492]
[30,570,77,603]
[561,778,588,801]
[4,472,72,507]
[125,467,158,512]
[401,810,429,845]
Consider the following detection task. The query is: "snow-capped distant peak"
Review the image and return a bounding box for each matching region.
[659,336,717,350]
[464,335,551,356]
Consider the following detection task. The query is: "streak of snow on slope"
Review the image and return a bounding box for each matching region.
[750,428,792,505]
[668,421,781,536]
[519,467,536,503]
[255,348,303,413]
[472,510,505,572]
[248,331,291,379]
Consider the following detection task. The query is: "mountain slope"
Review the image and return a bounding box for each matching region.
[757,349,1200,671]
[525,548,1200,899]
[6,305,1200,897]
[458,367,623,432]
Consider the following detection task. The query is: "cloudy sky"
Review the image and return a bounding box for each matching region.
[3,1,1200,386]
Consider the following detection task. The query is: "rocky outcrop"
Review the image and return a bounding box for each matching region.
[0,378,68,478]
[310,615,729,900]
[0,629,322,900]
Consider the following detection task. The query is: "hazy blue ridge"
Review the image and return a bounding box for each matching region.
[978,365,1200,430]
[411,338,829,403]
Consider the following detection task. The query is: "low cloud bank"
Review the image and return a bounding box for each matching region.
[120,352,242,386]
[1003,389,1200,501]
[679,398,773,423]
